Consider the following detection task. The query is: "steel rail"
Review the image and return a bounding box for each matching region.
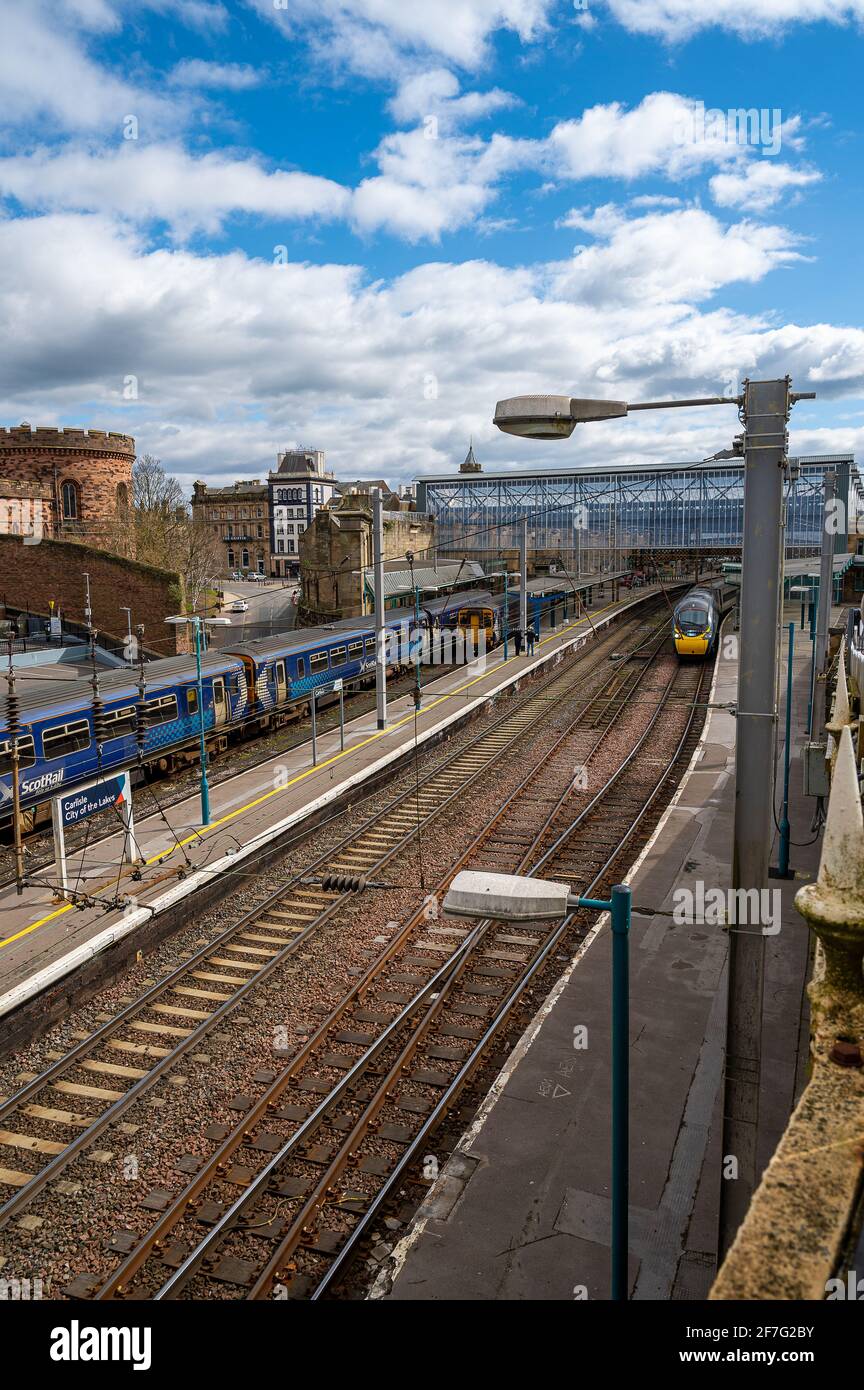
[1,603,666,1233]
[95,615,672,1298]
[308,661,712,1297]
[145,641,698,1300]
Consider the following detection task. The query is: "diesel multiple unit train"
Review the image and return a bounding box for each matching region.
[672,580,738,659]
[0,584,574,832]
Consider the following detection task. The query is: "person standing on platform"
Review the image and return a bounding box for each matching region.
[526,625,536,656]
[514,628,523,655]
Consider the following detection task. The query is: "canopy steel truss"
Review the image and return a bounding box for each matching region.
[418,455,857,567]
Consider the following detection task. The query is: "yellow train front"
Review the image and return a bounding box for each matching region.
[672,585,720,659]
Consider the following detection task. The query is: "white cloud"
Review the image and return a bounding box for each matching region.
[553,204,803,306]
[600,0,864,41]
[251,0,553,73]
[388,69,518,129]
[0,146,350,237]
[168,60,264,90]
[0,0,186,135]
[2,210,860,490]
[548,92,753,181]
[710,161,822,211]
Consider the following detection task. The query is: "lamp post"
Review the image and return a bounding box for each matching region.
[120,606,133,664]
[165,614,231,826]
[494,381,816,1255]
[443,868,632,1300]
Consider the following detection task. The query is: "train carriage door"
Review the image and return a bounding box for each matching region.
[212,677,228,726]
[275,660,287,704]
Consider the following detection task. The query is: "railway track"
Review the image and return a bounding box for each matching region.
[76,646,707,1302]
[0,663,459,892]
[0,622,709,1303]
[0,601,667,1232]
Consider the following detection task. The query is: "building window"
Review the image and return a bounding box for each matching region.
[288,539,295,553]
[116,481,129,513]
[228,550,235,568]
[277,540,284,553]
[61,480,79,520]
[257,524,263,538]
[242,549,249,568]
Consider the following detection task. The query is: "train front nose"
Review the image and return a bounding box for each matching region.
[675,634,710,656]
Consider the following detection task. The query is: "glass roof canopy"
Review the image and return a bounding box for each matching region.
[416,455,858,562]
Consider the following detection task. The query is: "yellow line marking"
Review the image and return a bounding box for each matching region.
[1,599,619,950]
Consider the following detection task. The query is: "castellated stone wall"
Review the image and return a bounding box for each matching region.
[0,425,135,551]
[0,535,189,656]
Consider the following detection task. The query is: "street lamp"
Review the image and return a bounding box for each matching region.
[120,606,133,664]
[165,614,231,826]
[493,380,816,1259]
[443,868,632,1301]
[493,393,745,440]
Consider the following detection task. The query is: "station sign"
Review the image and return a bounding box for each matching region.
[51,770,138,900]
[56,772,129,827]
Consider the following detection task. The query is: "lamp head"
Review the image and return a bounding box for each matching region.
[493,395,628,438]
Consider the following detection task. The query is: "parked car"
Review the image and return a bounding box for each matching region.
[229,599,249,613]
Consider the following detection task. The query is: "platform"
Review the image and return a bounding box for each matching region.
[0,582,666,1029]
[381,604,825,1301]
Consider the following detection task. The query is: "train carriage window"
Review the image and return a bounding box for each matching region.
[348,641,363,661]
[296,657,305,679]
[103,705,136,740]
[309,652,328,674]
[0,734,36,774]
[364,637,376,656]
[330,645,347,667]
[187,689,199,714]
[141,694,179,727]
[42,718,91,761]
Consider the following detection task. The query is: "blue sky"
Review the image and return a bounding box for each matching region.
[1,0,863,489]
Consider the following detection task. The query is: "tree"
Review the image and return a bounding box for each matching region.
[131,455,221,610]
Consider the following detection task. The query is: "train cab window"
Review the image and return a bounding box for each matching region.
[330,646,347,668]
[309,652,328,674]
[42,718,91,761]
[142,694,179,727]
[348,641,363,661]
[186,689,199,714]
[296,657,306,679]
[0,734,36,774]
[102,705,136,740]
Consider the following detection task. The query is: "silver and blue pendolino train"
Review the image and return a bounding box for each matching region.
[672,580,738,659]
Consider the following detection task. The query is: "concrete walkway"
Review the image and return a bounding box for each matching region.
[383,604,822,1301]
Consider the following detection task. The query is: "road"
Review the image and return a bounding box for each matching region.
[208,579,299,645]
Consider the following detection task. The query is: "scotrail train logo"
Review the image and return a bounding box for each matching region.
[20,769,64,797]
[50,1320,152,1371]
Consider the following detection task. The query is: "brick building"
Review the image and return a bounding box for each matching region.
[299,491,436,621]
[0,424,135,552]
[191,478,269,576]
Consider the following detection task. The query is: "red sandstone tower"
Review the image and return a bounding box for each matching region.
[0,424,135,554]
